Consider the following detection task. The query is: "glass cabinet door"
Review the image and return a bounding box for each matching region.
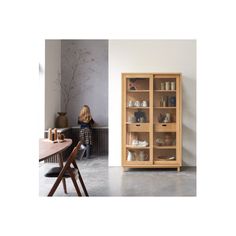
[123,74,153,165]
[153,76,179,165]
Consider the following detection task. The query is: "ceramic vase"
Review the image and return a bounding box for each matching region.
[171,82,176,90]
[56,112,68,128]
[127,151,135,161]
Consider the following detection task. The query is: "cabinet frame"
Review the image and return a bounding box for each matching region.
[122,73,182,171]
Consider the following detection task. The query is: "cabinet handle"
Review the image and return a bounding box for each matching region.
[162,124,167,127]
[136,124,140,127]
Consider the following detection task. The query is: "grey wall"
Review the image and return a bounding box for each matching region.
[61,40,108,127]
[45,40,61,129]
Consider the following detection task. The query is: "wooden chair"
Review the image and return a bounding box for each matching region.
[45,142,89,197]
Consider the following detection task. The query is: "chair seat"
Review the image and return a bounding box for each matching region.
[45,167,78,178]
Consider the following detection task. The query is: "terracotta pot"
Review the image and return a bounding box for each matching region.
[56,112,68,128]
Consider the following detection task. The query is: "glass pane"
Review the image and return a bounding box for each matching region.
[154,149,176,162]
[154,132,176,147]
[127,132,149,147]
[127,77,149,91]
[154,78,176,91]
[126,109,149,123]
[126,149,150,162]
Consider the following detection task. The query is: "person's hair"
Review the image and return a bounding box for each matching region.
[79,105,92,123]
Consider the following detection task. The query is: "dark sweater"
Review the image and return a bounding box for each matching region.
[78,118,94,129]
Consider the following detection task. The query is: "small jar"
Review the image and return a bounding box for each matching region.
[162,99,166,107]
[160,82,165,90]
[165,82,170,90]
[171,82,176,90]
[170,96,176,107]
[128,100,134,107]
[165,113,171,122]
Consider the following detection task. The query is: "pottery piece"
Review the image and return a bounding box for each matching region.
[160,82,165,90]
[134,101,141,107]
[141,100,148,107]
[165,82,170,90]
[56,112,68,128]
[171,82,176,90]
[128,100,134,107]
[139,151,148,161]
[127,151,135,161]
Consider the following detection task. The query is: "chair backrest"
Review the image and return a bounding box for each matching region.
[62,141,86,167]
[75,141,86,150]
[77,147,86,160]
[75,141,86,159]
[76,141,81,150]
[65,146,78,167]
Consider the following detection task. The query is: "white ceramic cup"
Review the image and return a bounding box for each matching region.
[141,100,148,107]
[165,82,170,90]
[128,100,134,107]
[134,101,140,107]
[171,82,176,90]
[139,151,147,161]
[165,113,171,122]
[160,82,165,90]
[140,117,145,123]
[127,151,135,161]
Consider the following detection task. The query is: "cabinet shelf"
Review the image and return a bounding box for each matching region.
[126,145,150,149]
[126,107,150,109]
[127,90,149,93]
[154,159,176,162]
[154,107,176,109]
[154,145,176,149]
[154,90,176,92]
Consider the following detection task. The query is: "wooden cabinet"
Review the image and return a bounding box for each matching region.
[122,73,182,171]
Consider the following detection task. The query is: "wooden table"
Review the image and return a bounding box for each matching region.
[39,138,72,195]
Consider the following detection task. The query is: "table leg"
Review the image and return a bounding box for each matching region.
[58,153,67,194]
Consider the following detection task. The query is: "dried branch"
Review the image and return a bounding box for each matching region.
[56,47,95,112]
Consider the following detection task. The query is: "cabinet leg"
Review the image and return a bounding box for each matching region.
[123,167,128,172]
[177,167,181,172]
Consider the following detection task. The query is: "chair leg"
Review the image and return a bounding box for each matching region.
[72,161,89,197]
[58,154,67,194]
[48,156,68,196]
[68,169,82,196]
[48,175,63,196]
[78,171,89,197]
[62,179,67,194]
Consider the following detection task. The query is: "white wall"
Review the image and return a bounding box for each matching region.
[109,40,196,166]
[45,40,61,129]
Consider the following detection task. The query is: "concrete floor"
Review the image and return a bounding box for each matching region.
[39,156,196,197]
